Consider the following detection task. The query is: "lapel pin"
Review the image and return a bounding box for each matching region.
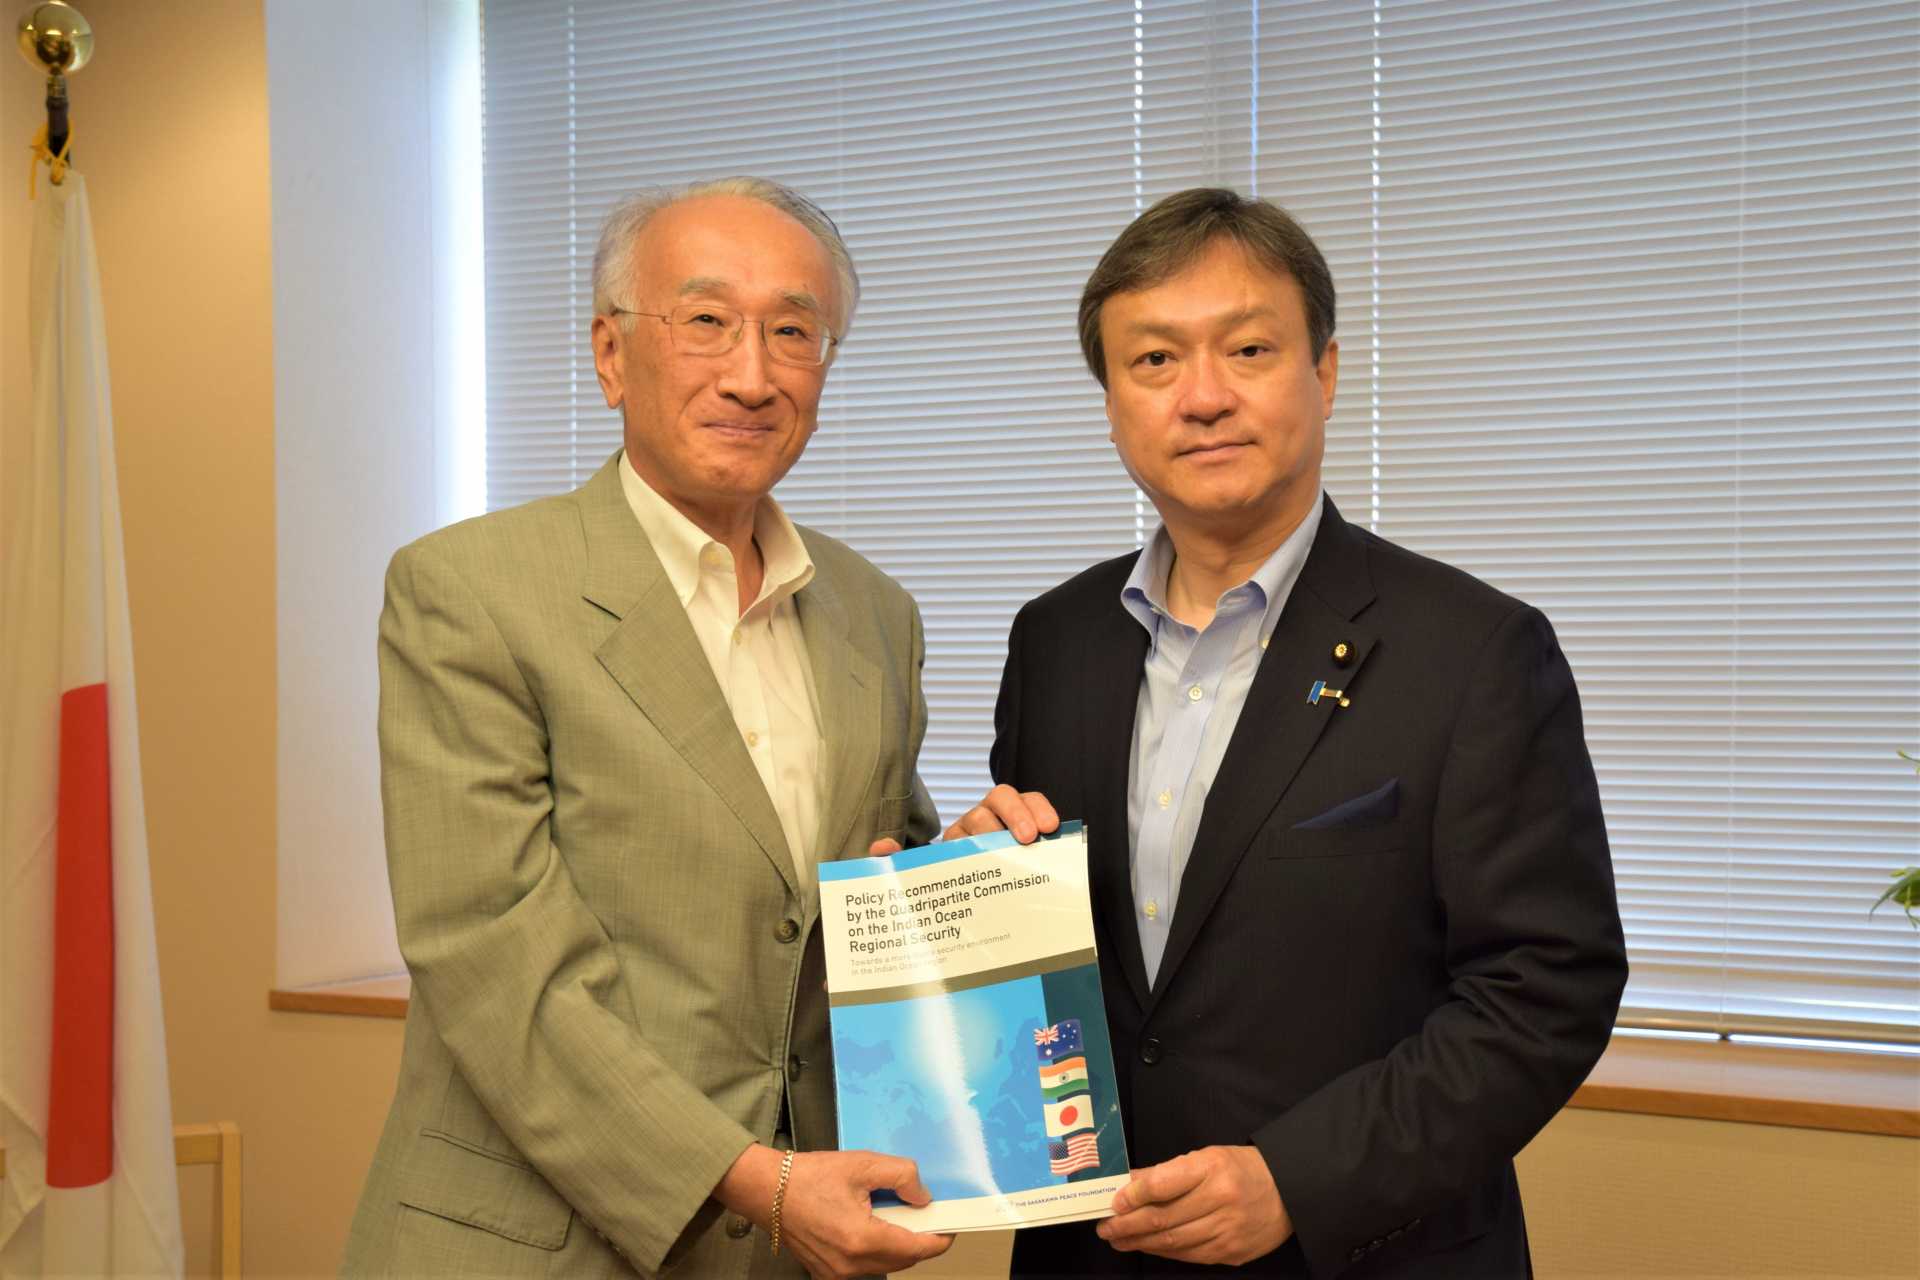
[1332,641,1354,667]
[1307,679,1351,709]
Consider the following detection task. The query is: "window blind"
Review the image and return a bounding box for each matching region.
[482,0,1919,1039]
[1267,0,1920,1041]
[483,0,1276,810]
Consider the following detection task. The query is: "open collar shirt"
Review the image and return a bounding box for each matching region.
[1120,498,1324,986]
[619,452,823,886]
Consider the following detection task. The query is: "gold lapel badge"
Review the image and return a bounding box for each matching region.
[1307,679,1351,709]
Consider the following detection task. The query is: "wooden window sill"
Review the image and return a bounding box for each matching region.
[268,974,409,1018]
[269,979,1917,1138]
[1569,1034,1917,1138]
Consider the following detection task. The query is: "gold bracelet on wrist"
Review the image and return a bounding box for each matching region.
[769,1149,796,1255]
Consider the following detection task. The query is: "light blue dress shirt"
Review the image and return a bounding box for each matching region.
[1121,498,1324,986]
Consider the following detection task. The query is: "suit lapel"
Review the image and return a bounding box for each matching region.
[796,553,881,865]
[1150,498,1380,1003]
[1081,571,1154,1012]
[577,455,798,896]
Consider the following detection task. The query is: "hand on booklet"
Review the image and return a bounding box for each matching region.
[715,1144,952,1279]
[1097,1145,1293,1266]
[779,1150,955,1278]
[868,784,1060,855]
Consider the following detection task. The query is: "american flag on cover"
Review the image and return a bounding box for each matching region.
[1049,1132,1100,1177]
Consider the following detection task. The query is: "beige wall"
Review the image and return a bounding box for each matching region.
[2,3,404,1276]
[1,4,1913,1277]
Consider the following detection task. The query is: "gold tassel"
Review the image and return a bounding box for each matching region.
[29,122,73,198]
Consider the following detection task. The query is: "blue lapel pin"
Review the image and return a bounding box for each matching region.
[1307,679,1351,709]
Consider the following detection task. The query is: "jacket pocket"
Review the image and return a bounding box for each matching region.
[1265,818,1406,859]
[1291,778,1400,831]
[396,1129,573,1250]
[872,790,915,843]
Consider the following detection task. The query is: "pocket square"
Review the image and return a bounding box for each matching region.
[1292,777,1400,831]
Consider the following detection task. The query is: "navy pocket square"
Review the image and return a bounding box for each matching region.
[1293,778,1400,831]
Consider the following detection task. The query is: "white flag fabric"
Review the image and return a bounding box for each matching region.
[0,173,184,1277]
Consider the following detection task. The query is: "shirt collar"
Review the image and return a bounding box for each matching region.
[619,450,815,611]
[1120,495,1326,643]
[1119,528,1178,636]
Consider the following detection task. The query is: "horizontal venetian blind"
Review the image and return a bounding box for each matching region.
[483,0,1919,1038]
[482,0,1149,814]
[1276,0,1918,1039]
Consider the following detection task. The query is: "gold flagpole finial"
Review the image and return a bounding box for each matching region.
[16,2,91,77]
[17,2,89,191]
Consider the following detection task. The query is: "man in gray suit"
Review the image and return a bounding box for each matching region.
[344,177,954,1279]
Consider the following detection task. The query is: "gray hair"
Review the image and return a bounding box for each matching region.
[591,176,861,336]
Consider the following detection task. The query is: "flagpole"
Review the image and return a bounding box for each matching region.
[15,1,93,178]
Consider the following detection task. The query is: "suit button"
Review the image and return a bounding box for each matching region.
[1139,1038,1162,1065]
[725,1215,752,1239]
[788,1054,804,1078]
[774,917,800,943]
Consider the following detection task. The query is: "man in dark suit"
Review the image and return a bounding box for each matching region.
[958,188,1628,1276]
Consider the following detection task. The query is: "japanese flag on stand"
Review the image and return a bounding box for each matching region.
[0,173,184,1275]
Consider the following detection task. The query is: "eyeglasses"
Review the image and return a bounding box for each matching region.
[608,303,839,368]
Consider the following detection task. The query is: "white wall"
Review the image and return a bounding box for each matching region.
[267,0,482,987]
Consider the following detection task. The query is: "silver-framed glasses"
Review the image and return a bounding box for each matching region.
[610,303,838,368]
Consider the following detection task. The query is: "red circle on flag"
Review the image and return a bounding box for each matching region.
[1059,1105,1079,1125]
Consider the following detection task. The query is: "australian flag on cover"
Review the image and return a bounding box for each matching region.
[1034,1017,1083,1061]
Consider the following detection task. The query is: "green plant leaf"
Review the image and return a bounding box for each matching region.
[1869,867,1920,929]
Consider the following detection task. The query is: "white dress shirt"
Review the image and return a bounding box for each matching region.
[619,453,823,886]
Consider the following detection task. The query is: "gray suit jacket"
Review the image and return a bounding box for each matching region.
[343,453,939,1277]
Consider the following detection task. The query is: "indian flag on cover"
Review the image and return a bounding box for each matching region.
[1038,1056,1089,1100]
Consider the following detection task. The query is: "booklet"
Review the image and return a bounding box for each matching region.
[818,821,1130,1232]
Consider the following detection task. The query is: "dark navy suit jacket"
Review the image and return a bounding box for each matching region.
[997,497,1627,1278]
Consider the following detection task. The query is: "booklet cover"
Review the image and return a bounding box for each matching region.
[818,822,1129,1232]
